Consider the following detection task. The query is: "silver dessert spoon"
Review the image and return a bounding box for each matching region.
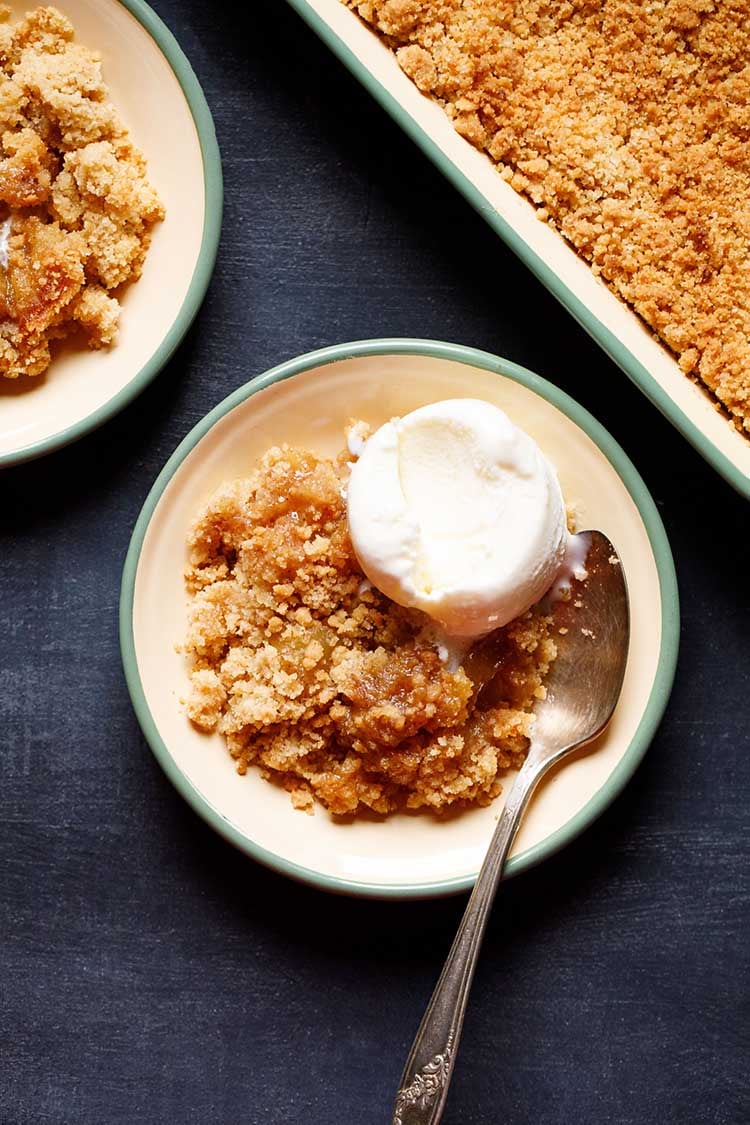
[392,530,630,1125]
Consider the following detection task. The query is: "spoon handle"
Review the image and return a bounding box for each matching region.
[392,753,547,1125]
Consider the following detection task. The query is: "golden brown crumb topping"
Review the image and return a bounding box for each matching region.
[345,0,750,435]
[183,444,556,816]
[0,5,164,379]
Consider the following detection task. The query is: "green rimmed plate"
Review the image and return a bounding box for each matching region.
[0,0,222,467]
[285,0,750,499]
[120,339,679,899]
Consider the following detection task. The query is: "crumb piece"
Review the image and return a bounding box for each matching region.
[186,669,226,731]
[290,785,315,814]
[69,284,119,347]
[396,44,437,92]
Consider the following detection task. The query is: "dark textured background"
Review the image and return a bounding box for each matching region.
[2,2,749,1123]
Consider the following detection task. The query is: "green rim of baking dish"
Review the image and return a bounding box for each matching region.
[284,0,749,500]
[120,339,680,900]
[0,0,223,468]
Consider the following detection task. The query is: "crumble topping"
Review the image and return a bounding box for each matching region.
[0,5,164,379]
[345,0,750,435]
[183,442,557,817]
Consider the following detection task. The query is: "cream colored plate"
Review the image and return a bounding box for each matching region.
[0,0,221,465]
[288,0,750,498]
[121,342,679,898]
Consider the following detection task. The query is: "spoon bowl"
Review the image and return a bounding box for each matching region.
[393,529,630,1125]
[532,530,630,758]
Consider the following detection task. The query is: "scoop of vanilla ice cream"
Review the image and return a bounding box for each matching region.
[346,399,567,637]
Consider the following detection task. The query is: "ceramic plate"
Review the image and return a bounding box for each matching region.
[0,0,222,467]
[286,0,750,499]
[120,340,679,899]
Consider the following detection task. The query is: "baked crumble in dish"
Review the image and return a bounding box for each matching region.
[344,0,750,436]
[183,439,558,817]
[0,5,164,380]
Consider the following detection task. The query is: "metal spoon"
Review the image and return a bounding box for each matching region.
[392,530,630,1125]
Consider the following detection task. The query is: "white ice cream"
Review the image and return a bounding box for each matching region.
[346,399,567,638]
[0,216,12,270]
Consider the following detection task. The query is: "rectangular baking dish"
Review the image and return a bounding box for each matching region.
[286,0,750,499]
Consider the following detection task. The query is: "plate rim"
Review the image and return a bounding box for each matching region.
[120,338,680,899]
[0,0,224,468]
[284,0,750,501]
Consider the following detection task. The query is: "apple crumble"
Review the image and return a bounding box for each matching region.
[344,0,750,435]
[184,441,557,816]
[0,5,164,379]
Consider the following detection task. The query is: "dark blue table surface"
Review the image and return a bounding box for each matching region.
[3,2,749,1123]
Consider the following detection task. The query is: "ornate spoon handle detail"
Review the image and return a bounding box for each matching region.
[392,753,548,1125]
[392,531,630,1124]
